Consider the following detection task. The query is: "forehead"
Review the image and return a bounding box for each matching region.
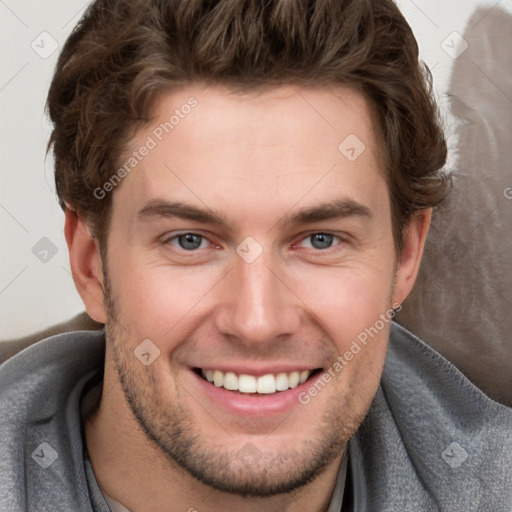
[112,83,388,224]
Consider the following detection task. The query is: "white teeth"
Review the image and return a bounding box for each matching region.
[223,372,238,391]
[288,371,300,389]
[257,374,276,394]
[213,370,224,387]
[200,369,313,394]
[275,372,289,391]
[239,374,257,393]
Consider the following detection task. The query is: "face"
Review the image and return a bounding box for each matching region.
[91,84,408,496]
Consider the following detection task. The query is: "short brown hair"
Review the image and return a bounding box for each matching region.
[47,0,449,252]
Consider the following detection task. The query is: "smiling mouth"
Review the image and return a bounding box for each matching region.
[195,368,322,395]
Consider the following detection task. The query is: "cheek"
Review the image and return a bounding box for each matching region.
[289,261,395,346]
[108,252,226,339]
[288,262,394,397]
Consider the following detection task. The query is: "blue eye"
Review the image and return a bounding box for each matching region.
[168,233,207,250]
[297,233,340,250]
[310,233,334,249]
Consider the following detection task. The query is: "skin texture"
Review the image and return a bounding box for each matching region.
[66,84,430,512]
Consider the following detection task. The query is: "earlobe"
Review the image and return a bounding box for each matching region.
[392,209,432,306]
[64,209,107,323]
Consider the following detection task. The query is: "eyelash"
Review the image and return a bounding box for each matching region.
[161,231,346,254]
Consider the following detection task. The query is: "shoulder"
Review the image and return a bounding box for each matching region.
[348,322,512,511]
[0,329,105,511]
[0,328,105,413]
[385,322,511,416]
[0,329,106,429]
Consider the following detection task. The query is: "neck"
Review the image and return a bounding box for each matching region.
[85,379,343,512]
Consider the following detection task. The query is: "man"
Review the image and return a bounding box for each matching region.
[1,0,510,511]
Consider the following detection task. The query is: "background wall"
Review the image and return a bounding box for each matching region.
[0,0,509,339]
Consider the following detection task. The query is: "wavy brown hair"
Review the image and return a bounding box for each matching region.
[47,0,449,253]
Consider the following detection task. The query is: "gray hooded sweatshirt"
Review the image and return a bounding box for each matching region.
[0,322,511,511]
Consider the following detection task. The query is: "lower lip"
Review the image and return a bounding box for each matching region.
[190,369,315,417]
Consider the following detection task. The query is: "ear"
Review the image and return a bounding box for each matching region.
[64,209,107,323]
[392,209,431,306]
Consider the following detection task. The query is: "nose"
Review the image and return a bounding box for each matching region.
[214,250,302,348]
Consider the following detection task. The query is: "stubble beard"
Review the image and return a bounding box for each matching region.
[101,268,371,498]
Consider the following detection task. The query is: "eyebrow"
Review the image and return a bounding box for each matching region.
[279,198,373,227]
[137,200,229,228]
[136,198,372,228]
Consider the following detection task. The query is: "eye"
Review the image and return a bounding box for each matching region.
[297,233,341,250]
[165,232,211,251]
